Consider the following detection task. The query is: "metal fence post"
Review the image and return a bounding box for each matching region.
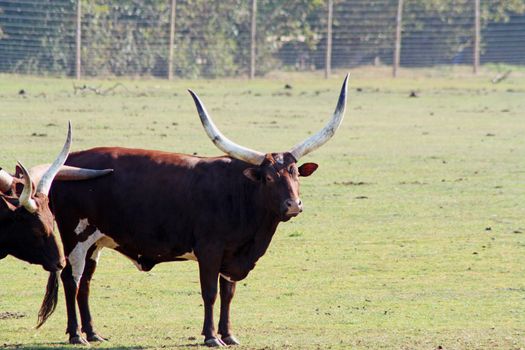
[75,0,82,80]
[168,0,176,80]
[473,0,480,74]
[393,0,404,78]
[325,0,333,79]
[250,0,257,79]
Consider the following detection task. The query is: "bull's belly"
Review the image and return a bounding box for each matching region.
[68,218,197,282]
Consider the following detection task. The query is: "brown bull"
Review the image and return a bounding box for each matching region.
[48,75,349,347]
[1,123,112,327]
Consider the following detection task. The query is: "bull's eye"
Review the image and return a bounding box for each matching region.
[265,174,274,183]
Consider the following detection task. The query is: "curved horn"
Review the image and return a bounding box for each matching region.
[0,168,14,193]
[36,121,72,196]
[30,165,113,183]
[188,90,265,165]
[289,74,349,161]
[17,161,38,213]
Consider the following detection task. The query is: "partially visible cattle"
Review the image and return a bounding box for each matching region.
[49,74,349,346]
[0,123,112,327]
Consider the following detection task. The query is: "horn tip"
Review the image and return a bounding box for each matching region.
[188,89,201,104]
[343,73,350,88]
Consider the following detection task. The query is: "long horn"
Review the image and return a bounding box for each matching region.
[17,161,38,213]
[0,168,14,193]
[36,121,72,196]
[30,165,113,183]
[289,74,349,161]
[188,90,265,165]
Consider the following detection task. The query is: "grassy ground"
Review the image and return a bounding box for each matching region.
[0,67,524,349]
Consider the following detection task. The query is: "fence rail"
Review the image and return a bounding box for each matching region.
[0,0,524,79]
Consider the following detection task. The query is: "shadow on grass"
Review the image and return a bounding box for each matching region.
[1,342,204,349]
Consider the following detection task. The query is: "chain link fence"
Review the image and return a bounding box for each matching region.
[0,0,524,79]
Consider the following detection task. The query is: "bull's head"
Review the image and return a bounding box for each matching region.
[0,123,73,272]
[189,74,348,221]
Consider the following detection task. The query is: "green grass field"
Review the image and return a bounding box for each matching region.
[0,67,524,349]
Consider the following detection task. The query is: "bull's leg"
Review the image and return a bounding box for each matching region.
[61,263,88,345]
[78,246,107,342]
[197,250,225,347]
[218,276,240,345]
[60,220,104,345]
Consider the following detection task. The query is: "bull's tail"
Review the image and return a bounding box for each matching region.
[36,271,59,329]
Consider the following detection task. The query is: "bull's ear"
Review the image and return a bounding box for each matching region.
[298,163,318,177]
[243,168,262,182]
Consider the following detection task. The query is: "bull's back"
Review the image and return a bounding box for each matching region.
[50,147,208,259]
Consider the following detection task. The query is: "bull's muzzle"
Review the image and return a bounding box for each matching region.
[282,198,303,218]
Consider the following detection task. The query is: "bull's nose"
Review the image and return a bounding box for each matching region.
[284,198,303,213]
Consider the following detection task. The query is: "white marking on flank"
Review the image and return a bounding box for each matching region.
[69,219,119,286]
[74,218,89,235]
[69,232,103,286]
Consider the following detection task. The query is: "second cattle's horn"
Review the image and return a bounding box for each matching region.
[0,168,14,193]
[30,164,114,183]
[17,161,38,213]
[36,121,73,196]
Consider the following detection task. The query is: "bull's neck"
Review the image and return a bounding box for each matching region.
[235,192,282,271]
[214,159,284,273]
[248,210,280,261]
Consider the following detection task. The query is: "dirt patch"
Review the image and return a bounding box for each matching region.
[0,311,26,320]
[334,181,372,186]
[398,181,427,185]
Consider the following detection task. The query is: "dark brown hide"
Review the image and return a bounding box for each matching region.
[0,191,64,329]
[0,192,64,272]
[50,147,317,344]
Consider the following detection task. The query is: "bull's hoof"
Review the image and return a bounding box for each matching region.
[69,335,90,345]
[204,337,226,347]
[222,335,240,345]
[86,333,107,342]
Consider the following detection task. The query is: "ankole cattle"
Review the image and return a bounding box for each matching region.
[0,123,113,327]
[48,75,349,347]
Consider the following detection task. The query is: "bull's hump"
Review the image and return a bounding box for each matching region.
[72,147,232,162]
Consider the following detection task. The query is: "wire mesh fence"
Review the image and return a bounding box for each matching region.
[0,0,524,79]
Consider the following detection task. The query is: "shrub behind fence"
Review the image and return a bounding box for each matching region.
[0,0,524,79]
